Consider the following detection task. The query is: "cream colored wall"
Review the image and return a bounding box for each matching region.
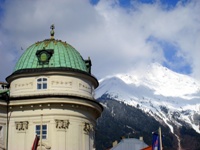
[10,75,94,99]
[0,114,6,150]
[0,83,9,150]
[0,100,7,150]
[7,71,101,150]
[8,105,96,150]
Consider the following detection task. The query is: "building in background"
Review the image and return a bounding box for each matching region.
[0,25,103,150]
[108,137,148,150]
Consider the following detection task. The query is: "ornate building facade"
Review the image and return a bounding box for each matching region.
[0,25,103,150]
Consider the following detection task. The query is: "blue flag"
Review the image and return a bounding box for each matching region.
[152,133,160,150]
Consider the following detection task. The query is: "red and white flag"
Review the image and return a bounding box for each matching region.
[32,135,39,150]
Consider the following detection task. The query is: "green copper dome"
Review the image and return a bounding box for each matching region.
[14,39,90,73]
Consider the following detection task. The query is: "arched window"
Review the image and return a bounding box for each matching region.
[37,78,47,89]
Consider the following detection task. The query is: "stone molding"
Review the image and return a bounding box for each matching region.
[14,82,33,89]
[83,122,93,134]
[51,80,72,88]
[55,119,70,129]
[79,82,91,93]
[15,121,29,131]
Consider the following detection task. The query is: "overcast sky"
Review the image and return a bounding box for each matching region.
[0,0,199,81]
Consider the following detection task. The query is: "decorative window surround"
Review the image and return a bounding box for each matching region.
[15,121,29,131]
[55,119,70,130]
[83,122,93,134]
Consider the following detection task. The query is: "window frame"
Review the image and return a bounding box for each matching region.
[37,77,48,90]
[35,124,48,140]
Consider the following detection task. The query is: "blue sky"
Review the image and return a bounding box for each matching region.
[0,0,199,81]
[90,0,185,8]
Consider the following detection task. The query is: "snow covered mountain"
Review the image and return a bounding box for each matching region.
[95,63,200,135]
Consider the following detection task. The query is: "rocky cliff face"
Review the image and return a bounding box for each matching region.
[95,99,200,150]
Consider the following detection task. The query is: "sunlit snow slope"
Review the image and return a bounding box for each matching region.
[95,63,200,133]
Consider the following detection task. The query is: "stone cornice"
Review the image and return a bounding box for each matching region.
[9,93,94,101]
[8,97,103,118]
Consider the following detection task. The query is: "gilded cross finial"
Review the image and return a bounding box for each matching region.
[50,24,55,39]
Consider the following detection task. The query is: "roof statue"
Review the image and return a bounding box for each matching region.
[50,24,55,39]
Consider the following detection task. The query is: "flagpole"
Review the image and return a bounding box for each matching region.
[159,127,163,150]
[40,114,43,150]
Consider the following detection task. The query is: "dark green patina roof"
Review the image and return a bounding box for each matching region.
[14,39,89,73]
[0,89,9,94]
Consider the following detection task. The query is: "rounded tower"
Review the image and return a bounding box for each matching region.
[6,25,103,150]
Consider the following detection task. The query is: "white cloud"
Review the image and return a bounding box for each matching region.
[0,0,199,81]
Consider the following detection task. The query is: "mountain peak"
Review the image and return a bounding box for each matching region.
[102,63,200,99]
[96,63,200,134]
